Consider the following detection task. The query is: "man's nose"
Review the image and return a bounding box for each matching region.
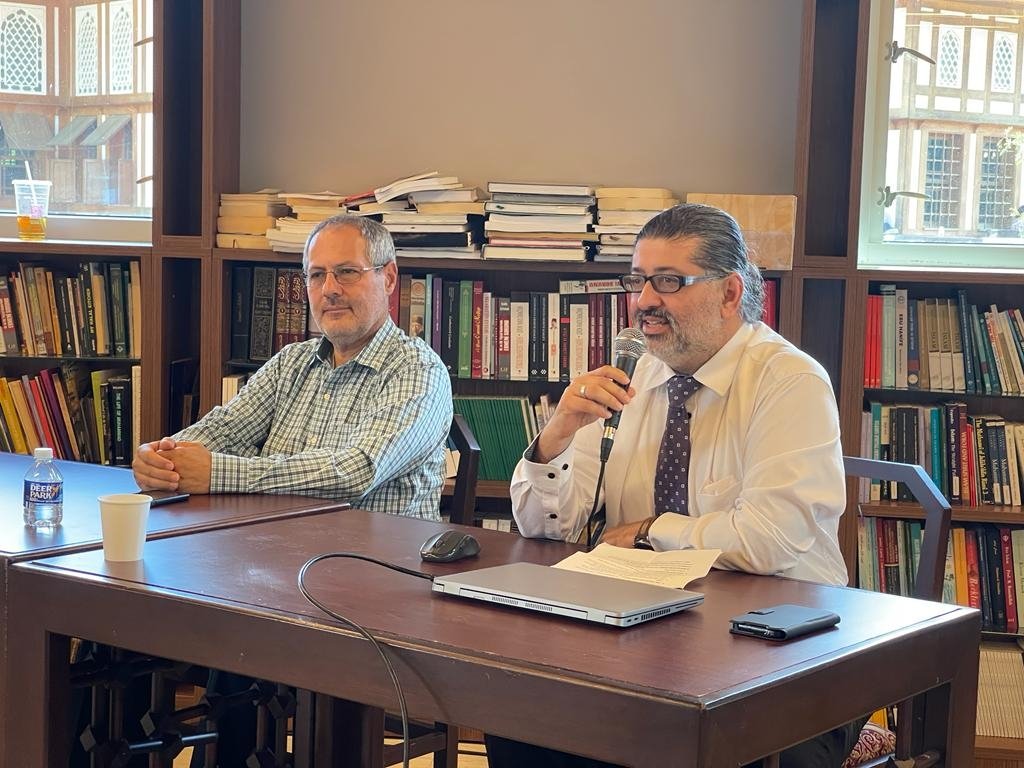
[635,279,661,309]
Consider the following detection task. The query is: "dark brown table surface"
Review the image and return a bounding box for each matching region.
[0,451,350,768]
[5,508,980,767]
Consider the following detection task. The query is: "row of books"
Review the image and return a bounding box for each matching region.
[857,519,1024,635]
[859,402,1024,507]
[396,277,630,382]
[977,641,1024,739]
[451,395,538,481]
[864,286,1024,396]
[229,265,317,363]
[0,363,140,467]
[0,262,141,359]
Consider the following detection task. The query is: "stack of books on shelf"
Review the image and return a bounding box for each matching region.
[0,362,140,467]
[265,192,346,253]
[864,286,1024,396]
[858,402,1024,507]
[452,395,538,481]
[216,190,290,250]
[593,187,677,262]
[389,184,486,259]
[482,181,597,262]
[0,262,141,359]
[389,274,626,382]
[857,518,1024,635]
[228,265,309,363]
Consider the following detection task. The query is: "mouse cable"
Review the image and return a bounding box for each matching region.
[297,552,432,768]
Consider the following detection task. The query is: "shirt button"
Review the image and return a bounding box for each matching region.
[548,513,557,519]
[562,464,569,470]
[323,394,330,401]
[308,437,317,446]
[547,472,555,479]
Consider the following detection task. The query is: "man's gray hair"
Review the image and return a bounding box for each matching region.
[637,203,766,325]
[302,214,397,268]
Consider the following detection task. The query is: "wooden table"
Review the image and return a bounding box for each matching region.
[0,451,349,768]
[6,509,980,767]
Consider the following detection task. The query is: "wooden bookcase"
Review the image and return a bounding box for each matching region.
[795,1,1024,764]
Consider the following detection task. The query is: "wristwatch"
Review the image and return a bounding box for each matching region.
[633,516,657,550]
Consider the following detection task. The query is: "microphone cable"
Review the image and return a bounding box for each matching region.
[297,552,435,768]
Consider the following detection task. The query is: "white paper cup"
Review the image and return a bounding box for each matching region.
[98,493,152,561]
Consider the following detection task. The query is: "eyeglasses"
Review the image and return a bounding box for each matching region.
[302,265,384,287]
[619,272,724,294]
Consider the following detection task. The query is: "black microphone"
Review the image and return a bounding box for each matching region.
[600,327,647,461]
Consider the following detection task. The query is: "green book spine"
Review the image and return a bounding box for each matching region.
[457,280,473,379]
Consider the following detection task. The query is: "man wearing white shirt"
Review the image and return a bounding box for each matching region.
[488,204,859,768]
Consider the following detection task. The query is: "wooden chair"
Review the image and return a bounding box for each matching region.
[446,413,481,526]
[840,456,953,768]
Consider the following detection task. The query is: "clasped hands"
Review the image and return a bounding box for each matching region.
[133,437,212,494]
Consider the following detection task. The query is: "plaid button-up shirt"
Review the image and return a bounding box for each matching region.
[175,320,452,519]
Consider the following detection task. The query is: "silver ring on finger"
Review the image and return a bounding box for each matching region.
[579,384,587,398]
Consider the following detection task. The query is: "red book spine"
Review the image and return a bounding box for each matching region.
[1000,527,1018,634]
[965,528,982,609]
[38,369,74,460]
[28,376,59,455]
[470,281,483,379]
[762,278,777,330]
[871,294,882,388]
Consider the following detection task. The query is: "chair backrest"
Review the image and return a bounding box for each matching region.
[447,414,481,526]
[842,456,952,601]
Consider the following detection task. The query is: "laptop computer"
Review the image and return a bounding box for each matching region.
[432,561,704,627]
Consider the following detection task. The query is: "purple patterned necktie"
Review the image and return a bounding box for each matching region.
[654,375,701,516]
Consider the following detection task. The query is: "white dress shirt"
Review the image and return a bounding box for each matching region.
[511,322,848,585]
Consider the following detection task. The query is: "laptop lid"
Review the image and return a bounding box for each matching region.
[432,561,703,627]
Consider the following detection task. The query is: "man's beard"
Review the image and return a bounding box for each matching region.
[635,309,714,372]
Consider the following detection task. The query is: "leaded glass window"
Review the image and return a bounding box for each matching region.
[76,8,98,96]
[0,7,44,94]
[977,136,1016,232]
[923,133,963,230]
[109,3,132,94]
[937,29,961,88]
[992,33,1015,93]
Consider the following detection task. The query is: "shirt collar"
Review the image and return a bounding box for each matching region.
[638,322,756,397]
[308,319,399,373]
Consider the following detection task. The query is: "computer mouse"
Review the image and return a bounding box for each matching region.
[420,530,481,563]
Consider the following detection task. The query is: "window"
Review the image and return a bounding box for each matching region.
[859,0,1024,269]
[0,0,152,238]
[977,135,1016,233]
[937,28,961,88]
[76,7,98,96]
[0,4,44,94]
[108,1,132,94]
[991,33,1015,93]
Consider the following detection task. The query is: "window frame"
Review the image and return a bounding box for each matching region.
[858,0,1024,270]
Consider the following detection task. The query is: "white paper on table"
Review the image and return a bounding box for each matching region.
[553,543,721,589]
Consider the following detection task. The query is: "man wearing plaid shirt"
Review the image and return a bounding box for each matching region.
[133,214,452,519]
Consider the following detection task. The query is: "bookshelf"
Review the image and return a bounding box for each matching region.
[794,0,1024,764]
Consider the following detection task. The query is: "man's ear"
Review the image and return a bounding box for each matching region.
[720,272,744,318]
[382,262,399,294]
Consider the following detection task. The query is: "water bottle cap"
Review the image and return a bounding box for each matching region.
[33,447,53,460]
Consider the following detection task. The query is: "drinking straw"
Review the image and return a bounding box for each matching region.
[22,161,40,209]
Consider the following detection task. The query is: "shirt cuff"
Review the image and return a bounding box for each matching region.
[210,453,249,494]
[520,436,574,488]
[648,512,695,552]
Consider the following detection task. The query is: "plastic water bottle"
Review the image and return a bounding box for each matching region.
[23,447,63,528]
